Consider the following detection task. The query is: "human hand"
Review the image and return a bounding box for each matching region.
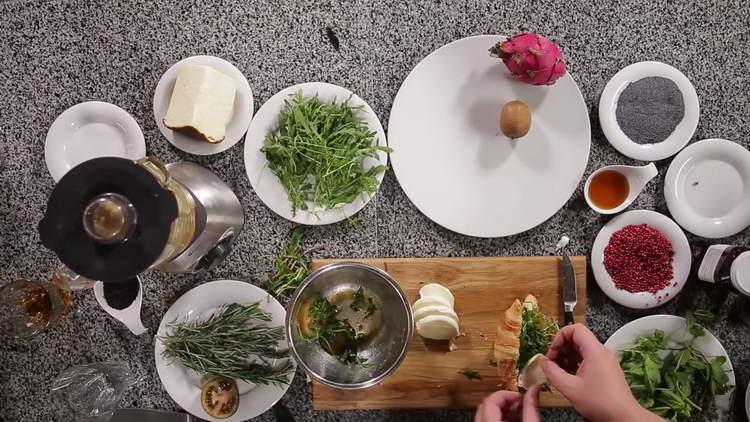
[474,385,541,422]
[542,324,662,422]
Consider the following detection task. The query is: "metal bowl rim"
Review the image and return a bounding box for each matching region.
[285,261,414,390]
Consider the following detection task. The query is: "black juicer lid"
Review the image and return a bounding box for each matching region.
[39,157,178,282]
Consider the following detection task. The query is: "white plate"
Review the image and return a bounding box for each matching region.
[387,35,591,238]
[244,82,388,225]
[153,55,254,156]
[599,61,699,161]
[591,210,690,309]
[665,138,750,238]
[605,315,735,420]
[45,101,146,182]
[154,280,295,422]
[745,382,750,420]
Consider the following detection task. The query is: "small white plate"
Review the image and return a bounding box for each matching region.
[243,82,388,225]
[745,382,750,420]
[45,101,146,182]
[605,315,735,420]
[153,55,254,156]
[599,61,699,161]
[388,35,591,238]
[154,280,295,422]
[591,210,690,309]
[665,138,750,238]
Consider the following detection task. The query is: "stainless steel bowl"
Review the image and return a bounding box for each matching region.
[285,262,413,390]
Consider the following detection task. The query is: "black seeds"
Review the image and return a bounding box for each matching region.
[615,77,685,145]
[102,278,140,310]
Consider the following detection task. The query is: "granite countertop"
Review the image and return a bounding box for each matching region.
[2,0,750,421]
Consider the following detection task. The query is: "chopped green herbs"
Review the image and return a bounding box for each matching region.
[518,306,559,370]
[459,369,482,380]
[160,303,293,386]
[619,311,731,421]
[302,297,368,366]
[350,287,377,319]
[265,227,309,298]
[262,91,392,215]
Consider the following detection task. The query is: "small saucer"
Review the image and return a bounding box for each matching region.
[599,61,699,161]
[45,102,146,182]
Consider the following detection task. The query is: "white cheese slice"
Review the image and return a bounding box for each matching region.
[412,296,452,312]
[419,283,455,307]
[413,304,459,325]
[163,64,237,143]
[415,315,460,340]
[518,353,548,389]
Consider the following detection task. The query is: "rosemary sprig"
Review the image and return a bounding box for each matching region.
[262,91,392,215]
[159,303,293,386]
[266,227,310,298]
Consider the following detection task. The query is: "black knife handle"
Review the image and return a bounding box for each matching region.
[564,311,574,326]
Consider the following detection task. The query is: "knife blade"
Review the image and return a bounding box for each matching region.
[561,250,577,326]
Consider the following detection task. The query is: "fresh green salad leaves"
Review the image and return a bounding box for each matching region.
[262,91,392,215]
[265,226,309,298]
[518,305,559,370]
[619,311,731,421]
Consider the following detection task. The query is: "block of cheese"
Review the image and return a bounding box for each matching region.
[163,64,237,143]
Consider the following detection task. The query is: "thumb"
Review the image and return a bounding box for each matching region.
[521,384,541,422]
[542,359,583,399]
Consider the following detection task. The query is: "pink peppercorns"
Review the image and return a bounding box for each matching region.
[603,224,674,294]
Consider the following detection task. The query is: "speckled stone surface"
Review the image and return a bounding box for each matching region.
[1,0,750,421]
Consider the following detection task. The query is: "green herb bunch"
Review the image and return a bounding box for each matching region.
[619,311,731,421]
[262,91,392,215]
[160,303,293,386]
[266,227,309,298]
[302,297,368,366]
[518,305,559,370]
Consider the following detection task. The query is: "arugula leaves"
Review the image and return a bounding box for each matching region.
[619,311,731,421]
[301,296,368,366]
[518,305,559,370]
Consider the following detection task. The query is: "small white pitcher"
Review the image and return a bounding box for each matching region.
[584,163,658,214]
[93,278,147,335]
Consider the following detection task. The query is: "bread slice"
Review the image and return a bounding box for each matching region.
[494,294,541,390]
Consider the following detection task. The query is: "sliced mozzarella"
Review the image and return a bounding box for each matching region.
[413,305,459,325]
[419,283,455,307]
[415,315,460,340]
[518,353,548,389]
[522,294,538,311]
[412,296,452,313]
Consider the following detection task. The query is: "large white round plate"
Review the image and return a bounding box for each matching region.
[154,280,295,422]
[388,35,590,237]
[605,315,735,420]
[153,55,253,156]
[45,101,146,182]
[244,82,388,225]
[599,61,699,161]
[665,138,750,238]
[592,210,690,309]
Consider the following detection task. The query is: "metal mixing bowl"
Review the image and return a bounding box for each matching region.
[285,262,413,390]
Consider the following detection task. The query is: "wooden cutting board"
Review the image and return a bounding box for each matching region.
[308,256,587,410]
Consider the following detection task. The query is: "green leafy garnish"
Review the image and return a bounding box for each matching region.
[350,287,377,318]
[265,227,309,298]
[302,297,368,366]
[459,369,482,380]
[518,305,559,370]
[160,303,293,386]
[619,311,732,421]
[262,91,392,215]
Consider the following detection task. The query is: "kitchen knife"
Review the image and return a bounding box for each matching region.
[561,251,577,325]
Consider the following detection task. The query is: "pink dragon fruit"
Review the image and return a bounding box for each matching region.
[489,33,567,86]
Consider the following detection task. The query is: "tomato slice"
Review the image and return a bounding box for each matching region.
[201,376,239,419]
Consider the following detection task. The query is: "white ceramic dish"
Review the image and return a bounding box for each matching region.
[153,55,253,156]
[244,82,388,225]
[745,382,750,420]
[388,35,591,238]
[605,315,735,420]
[583,163,658,215]
[599,61,699,161]
[45,101,146,182]
[591,210,690,309]
[93,278,147,336]
[154,280,295,422]
[665,138,750,238]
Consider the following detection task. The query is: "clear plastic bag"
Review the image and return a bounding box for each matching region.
[51,361,139,422]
